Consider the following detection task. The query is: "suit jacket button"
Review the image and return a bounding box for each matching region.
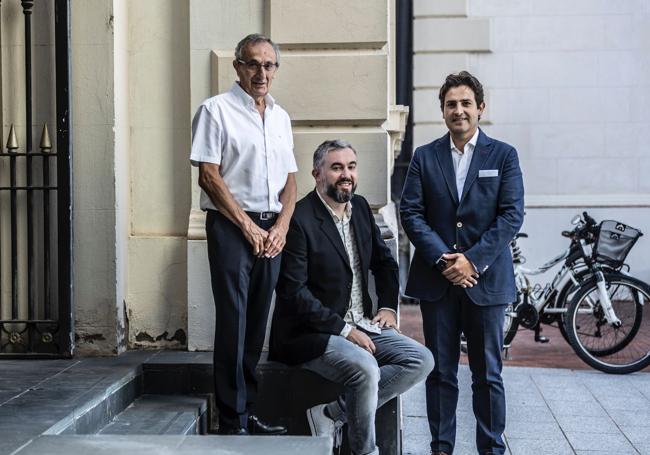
[347,283,352,289]
[456,221,463,228]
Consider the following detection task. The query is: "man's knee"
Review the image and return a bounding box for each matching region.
[417,345,435,378]
[346,354,380,389]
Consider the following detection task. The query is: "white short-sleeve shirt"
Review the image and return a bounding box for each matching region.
[190,82,298,213]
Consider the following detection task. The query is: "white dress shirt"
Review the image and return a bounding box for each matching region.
[190,82,298,213]
[450,128,479,200]
[315,191,396,338]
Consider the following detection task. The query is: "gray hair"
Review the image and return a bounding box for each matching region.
[313,139,357,170]
[235,33,281,65]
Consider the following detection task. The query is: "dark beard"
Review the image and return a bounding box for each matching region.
[326,181,356,203]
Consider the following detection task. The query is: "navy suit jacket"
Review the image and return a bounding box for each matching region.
[400,129,524,305]
[269,191,399,365]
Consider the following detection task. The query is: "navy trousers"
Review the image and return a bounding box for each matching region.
[206,210,281,429]
[421,286,507,455]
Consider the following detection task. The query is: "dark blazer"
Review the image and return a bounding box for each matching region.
[269,190,399,365]
[400,129,524,305]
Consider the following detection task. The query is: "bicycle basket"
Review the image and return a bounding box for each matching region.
[593,220,643,267]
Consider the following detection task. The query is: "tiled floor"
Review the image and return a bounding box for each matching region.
[2,352,649,454]
[402,365,650,455]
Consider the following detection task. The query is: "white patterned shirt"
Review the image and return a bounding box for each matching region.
[316,191,395,337]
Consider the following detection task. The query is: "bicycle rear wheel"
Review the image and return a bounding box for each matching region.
[566,273,650,374]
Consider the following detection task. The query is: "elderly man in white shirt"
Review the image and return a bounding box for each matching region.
[190,33,297,436]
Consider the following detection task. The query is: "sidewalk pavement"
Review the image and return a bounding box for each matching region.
[402,365,650,455]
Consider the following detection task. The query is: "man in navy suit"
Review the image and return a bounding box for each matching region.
[400,71,524,455]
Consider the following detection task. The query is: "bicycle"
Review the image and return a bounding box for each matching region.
[462,212,606,355]
[507,212,649,374]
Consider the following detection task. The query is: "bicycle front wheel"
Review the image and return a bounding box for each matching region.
[566,273,650,374]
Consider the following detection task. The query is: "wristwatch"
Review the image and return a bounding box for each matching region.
[435,255,448,271]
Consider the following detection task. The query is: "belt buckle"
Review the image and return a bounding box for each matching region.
[260,212,274,221]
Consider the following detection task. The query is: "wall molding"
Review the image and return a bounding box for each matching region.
[526,194,650,208]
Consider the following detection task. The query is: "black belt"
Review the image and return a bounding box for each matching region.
[246,211,278,221]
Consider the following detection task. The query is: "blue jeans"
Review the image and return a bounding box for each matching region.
[302,328,434,455]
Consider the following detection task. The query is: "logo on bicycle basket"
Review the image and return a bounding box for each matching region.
[610,232,621,240]
[615,223,626,232]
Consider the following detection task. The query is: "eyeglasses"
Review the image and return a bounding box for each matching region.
[237,59,279,73]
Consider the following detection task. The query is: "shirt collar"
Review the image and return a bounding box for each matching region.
[316,189,352,222]
[231,82,276,111]
[450,128,479,155]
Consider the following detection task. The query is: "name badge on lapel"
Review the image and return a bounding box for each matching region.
[478,169,499,178]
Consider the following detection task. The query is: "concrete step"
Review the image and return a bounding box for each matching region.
[15,435,333,454]
[97,394,208,435]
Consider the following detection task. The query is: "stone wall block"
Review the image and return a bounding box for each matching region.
[266,0,387,47]
[414,0,468,17]
[414,18,491,53]
[512,52,598,88]
[557,158,637,194]
[413,54,469,89]
[412,123,449,149]
[211,52,388,124]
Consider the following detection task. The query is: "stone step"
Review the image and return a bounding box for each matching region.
[97,394,208,435]
[15,435,333,454]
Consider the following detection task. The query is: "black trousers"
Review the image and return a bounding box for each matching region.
[206,210,281,429]
[421,286,507,455]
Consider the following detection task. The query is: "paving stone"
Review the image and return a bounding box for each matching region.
[534,385,595,403]
[619,425,650,445]
[552,414,619,434]
[507,437,575,455]
[506,404,556,422]
[597,395,650,411]
[504,420,565,440]
[564,431,636,452]
[575,451,638,455]
[608,409,650,427]
[546,398,607,417]
[403,415,429,436]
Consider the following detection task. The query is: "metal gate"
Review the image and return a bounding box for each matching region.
[0,0,72,357]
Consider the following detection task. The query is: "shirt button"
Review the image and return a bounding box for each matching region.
[453,244,457,250]
[456,221,463,228]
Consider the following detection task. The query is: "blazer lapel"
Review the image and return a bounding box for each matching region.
[310,191,351,268]
[434,134,459,205]
[350,204,368,274]
[460,129,493,204]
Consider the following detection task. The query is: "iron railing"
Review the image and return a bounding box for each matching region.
[0,0,72,357]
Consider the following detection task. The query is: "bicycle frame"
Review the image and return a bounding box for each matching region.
[514,248,584,315]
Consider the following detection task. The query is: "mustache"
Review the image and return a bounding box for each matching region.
[336,178,354,184]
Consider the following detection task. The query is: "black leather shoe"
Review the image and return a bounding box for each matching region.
[217,425,249,435]
[248,415,287,435]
